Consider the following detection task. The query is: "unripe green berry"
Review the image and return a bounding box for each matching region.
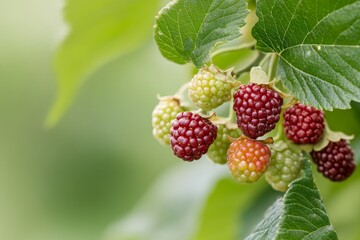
[266,141,303,192]
[152,97,184,145]
[207,123,241,164]
[188,64,238,111]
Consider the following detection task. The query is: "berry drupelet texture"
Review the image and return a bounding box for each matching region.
[283,103,324,144]
[233,83,283,139]
[266,142,303,192]
[152,97,184,145]
[311,139,356,181]
[189,64,238,111]
[207,123,241,164]
[227,137,271,183]
[170,112,217,161]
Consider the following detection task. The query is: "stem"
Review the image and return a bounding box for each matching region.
[268,53,279,81]
[273,110,285,141]
[211,41,256,58]
[172,82,198,111]
[281,97,297,109]
[259,53,271,68]
[234,52,266,78]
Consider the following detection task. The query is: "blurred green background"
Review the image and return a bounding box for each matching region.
[1,1,360,240]
[0,0,187,239]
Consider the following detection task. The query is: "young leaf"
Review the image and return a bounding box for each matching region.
[253,0,360,110]
[46,0,159,127]
[154,0,249,68]
[246,157,338,240]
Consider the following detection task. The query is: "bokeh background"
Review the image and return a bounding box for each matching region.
[0,0,187,239]
[1,1,359,240]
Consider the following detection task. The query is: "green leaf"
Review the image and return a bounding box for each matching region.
[253,0,360,110]
[46,0,159,127]
[191,178,265,240]
[246,157,338,240]
[154,0,249,68]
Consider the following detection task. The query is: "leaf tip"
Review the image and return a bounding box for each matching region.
[44,93,73,129]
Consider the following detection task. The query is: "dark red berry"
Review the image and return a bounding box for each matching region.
[283,103,324,144]
[311,140,356,181]
[170,112,217,161]
[233,83,283,139]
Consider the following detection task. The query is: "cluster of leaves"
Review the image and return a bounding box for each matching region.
[155,0,360,110]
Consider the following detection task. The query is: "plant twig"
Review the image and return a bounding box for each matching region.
[234,52,266,78]
[268,53,279,81]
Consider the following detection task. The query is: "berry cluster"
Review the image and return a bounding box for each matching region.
[282,103,356,182]
[226,82,284,182]
[152,64,356,190]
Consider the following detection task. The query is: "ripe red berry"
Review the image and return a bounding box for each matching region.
[233,83,283,139]
[227,137,271,183]
[170,112,217,161]
[311,140,356,181]
[283,103,324,144]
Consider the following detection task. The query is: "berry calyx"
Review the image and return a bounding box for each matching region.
[152,97,185,145]
[233,83,283,139]
[266,141,303,192]
[189,64,238,111]
[207,123,241,164]
[283,103,325,144]
[311,139,356,181]
[227,137,271,183]
[170,112,217,161]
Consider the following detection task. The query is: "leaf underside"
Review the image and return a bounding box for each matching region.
[253,0,360,110]
[246,157,338,240]
[154,0,249,68]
